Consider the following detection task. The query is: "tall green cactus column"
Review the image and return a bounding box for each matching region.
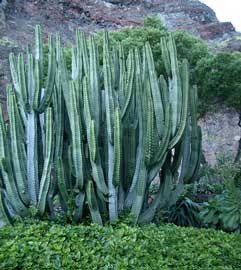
[0,25,56,222]
[103,31,118,221]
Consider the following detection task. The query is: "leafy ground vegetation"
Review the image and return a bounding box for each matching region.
[1,221,241,270]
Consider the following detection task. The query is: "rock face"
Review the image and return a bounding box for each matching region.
[199,107,241,165]
[0,0,240,165]
[1,0,237,41]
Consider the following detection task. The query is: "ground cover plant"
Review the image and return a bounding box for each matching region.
[200,173,241,232]
[1,221,241,270]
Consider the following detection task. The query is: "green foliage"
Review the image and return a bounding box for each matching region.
[58,16,241,113]
[161,197,201,227]
[94,17,241,113]
[214,156,241,183]
[53,16,241,114]
[195,51,241,110]
[143,16,166,29]
[200,199,221,228]
[173,30,210,70]
[1,221,241,270]
[200,180,241,232]
[186,177,223,196]
[186,157,240,199]
[185,169,224,197]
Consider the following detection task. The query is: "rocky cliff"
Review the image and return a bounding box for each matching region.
[0,0,237,40]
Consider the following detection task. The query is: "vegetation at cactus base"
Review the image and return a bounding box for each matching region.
[1,221,241,270]
[199,161,241,232]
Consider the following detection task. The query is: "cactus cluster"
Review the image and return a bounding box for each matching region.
[0,26,201,225]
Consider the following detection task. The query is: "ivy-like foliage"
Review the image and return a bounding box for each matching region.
[0,221,241,269]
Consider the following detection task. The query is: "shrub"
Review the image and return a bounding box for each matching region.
[161,197,201,227]
[200,180,241,232]
[94,17,241,113]
[185,157,240,199]
[1,221,241,269]
[173,30,210,71]
[56,17,241,114]
[186,176,224,196]
[195,51,241,110]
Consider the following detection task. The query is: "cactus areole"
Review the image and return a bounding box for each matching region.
[0,26,201,225]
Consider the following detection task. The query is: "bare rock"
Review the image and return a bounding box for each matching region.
[199,106,241,165]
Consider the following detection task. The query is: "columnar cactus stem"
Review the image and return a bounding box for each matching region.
[103,31,118,221]
[37,107,54,215]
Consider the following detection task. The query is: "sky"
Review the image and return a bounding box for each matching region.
[200,0,241,31]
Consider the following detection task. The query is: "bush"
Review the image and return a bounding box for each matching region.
[161,197,201,227]
[96,17,241,114]
[94,17,241,114]
[1,221,241,269]
[200,180,241,232]
[58,16,241,114]
[185,158,240,199]
[173,30,210,71]
[195,51,241,110]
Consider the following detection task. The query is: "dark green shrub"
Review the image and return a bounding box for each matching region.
[161,197,201,227]
[1,221,241,269]
[173,30,210,70]
[195,51,241,110]
[95,17,241,113]
[200,180,241,232]
[200,199,222,229]
[186,158,240,199]
[186,177,224,196]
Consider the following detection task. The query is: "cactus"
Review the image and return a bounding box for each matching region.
[0,26,201,225]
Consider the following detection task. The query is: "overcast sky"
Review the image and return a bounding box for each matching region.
[200,0,241,31]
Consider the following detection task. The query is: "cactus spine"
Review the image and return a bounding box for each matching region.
[0,26,201,225]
